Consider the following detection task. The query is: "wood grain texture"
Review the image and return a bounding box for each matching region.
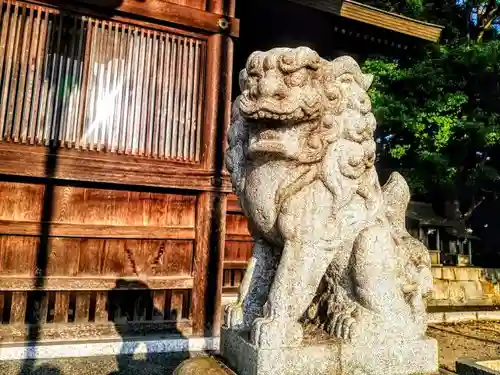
[340,0,442,42]
[10,291,27,324]
[0,4,209,161]
[0,221,196,239]
[25,0,239,37]
[75,292,91,322]
[191,192,212,335]
[0,144,233,191]
[0,276,194,291]
[0,320,193,342]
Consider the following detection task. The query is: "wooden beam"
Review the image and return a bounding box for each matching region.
[0,276,194,291]
[225,233,253,242]
[223,260,248,270]
[0,144,233,192]
[0,220,196,239]
[340,0,443,42]
[0,320,193,342]
[23,0,240,37]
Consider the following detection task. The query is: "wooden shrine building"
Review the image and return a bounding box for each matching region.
[0,0,442,350]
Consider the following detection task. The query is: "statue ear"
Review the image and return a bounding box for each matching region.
[362,73,374,91]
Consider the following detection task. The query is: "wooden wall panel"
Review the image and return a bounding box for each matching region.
[51,187,196,227]
[0,236,38,276]
[0,182,44,221]
[0,2,207,162]
[223,208,253,294]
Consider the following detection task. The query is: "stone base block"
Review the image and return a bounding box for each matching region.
[220,327,438,375]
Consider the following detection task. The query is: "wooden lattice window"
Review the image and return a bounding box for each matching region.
[0,2,207,161]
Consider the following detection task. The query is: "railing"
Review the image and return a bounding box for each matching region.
[0,2,207,161]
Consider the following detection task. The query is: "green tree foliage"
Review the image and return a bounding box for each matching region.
[360,0,500,225]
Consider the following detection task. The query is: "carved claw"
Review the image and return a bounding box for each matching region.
[224,302,245,330]
[251,316,303,348]
[326,303,359,342]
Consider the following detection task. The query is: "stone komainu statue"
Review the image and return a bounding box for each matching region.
[224,47,433,348]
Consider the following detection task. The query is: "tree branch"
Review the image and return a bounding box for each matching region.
[477,0,499,42]
[462,195,486,219]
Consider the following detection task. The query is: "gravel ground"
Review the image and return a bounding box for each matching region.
[428,321,500,373]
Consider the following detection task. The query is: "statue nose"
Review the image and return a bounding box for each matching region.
[258,78,280,98]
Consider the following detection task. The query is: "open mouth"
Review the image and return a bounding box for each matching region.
[248,140,287,156]
[246,108,305,121]
[247,128,288,156]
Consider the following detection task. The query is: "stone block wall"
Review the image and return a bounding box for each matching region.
[430,267,500,307]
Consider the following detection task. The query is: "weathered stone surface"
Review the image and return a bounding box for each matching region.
[221,328,438,375]
[173,357,235,375]
[224,46,437,374]
[457,359,500,375]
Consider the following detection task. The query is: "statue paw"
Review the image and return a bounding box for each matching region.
[326,308,358,341]
[224,303,245,330]
[251,316,303,348]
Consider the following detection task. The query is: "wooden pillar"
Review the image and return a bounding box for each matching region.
[436,228,441,251]
[194,0,236,336]
[191,192,228,337]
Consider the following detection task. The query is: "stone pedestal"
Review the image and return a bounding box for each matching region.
[221,328,438,375]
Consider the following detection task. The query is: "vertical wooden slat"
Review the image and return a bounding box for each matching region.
[177,37,189,159]
[132,28,145,155]
[54,292,69,323]
[59,16,76,145]
[0,292,4,323]
[77,17,93,148]
[38,294,49,324]
[47,14,64,144]
[0,2,20,138]
[129,26,140,155]
[22,5,42,143]
[10,291,27,324]
[5,4,26,141]
[114,24,125,153]
[95,291,108,322]
[223,269,232,287]
[100,22,113,151]
[60,16,77,146]
[190,41,201,159]
[121,25,134,154]
[110,22,121,153]
[69,17,85,147]
[165,35,176,158]
[159,34,171,159]
[147,30,158,157]
[88,20,102,150]
[171,37,183,159]
[75,292,91,323]
[183,39,194,160]
[195,42,206,162]
[139,29,150,156]
[153,32,163,158]
[12,6,33,143]
[152,290,166,321]
[36,13,53,144]
[95,21,107,150]
[170,290,183,321]
[0,2,12,116]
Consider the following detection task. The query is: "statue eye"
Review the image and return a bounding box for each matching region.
[340,74,353,84]
[289,70,306,87]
